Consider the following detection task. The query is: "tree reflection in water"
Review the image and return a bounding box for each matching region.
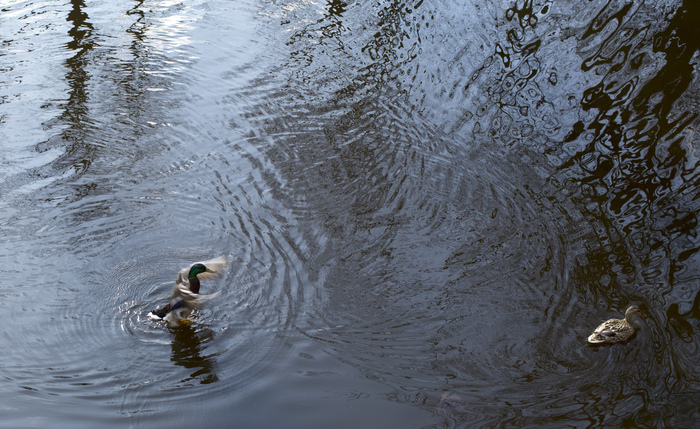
[263,0,700,426]
[555,0,700,349]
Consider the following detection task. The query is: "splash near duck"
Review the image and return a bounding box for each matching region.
[587,305,643,345]
[148,256,227,327]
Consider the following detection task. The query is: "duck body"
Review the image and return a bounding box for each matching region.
[148,256,227,327]
[587,305,642,344]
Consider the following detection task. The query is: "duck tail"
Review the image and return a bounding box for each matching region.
[148,303,172,320]
[587,333,606,344]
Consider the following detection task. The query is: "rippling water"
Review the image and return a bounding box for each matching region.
[1,0,699,427]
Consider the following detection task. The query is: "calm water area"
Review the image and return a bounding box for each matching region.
[1,0,699,427]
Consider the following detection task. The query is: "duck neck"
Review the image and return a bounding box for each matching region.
[188,276,201,294]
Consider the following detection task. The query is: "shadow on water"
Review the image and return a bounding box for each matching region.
[36,0,182,203]
[248,0,700,426]
[53,0,96,175]
[550,3,700,418]
[2,0,700,426]
[0,0,98,201]
[169,324,219,385]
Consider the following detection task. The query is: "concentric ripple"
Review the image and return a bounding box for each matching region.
[2,0,699,427]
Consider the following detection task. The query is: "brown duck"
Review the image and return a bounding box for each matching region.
[587,305,643,344]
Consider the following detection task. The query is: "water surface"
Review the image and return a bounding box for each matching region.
[1,0,699,427]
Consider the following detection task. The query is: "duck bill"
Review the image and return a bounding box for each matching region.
[206,268,217,273]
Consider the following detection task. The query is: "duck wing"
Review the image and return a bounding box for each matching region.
[172,283,202,309]
[588,319,635,344]
[172,282,222,307]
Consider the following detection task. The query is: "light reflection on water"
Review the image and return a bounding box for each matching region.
[1,0,699,427]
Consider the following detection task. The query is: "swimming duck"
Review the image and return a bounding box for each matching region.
[148,256,227,327]
[587,305,643,344]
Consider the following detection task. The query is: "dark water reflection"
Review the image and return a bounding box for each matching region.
[1,0,699,427]
[170,325,219,385]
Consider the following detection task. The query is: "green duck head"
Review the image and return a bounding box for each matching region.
[188,263,216,279]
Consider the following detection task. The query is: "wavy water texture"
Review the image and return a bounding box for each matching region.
[1,0,699,427]
[1,0,316,426]
[245,0,700,426]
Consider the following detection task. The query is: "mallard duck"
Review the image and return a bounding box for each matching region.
[148,256,227,326]
[587,305,643,344]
